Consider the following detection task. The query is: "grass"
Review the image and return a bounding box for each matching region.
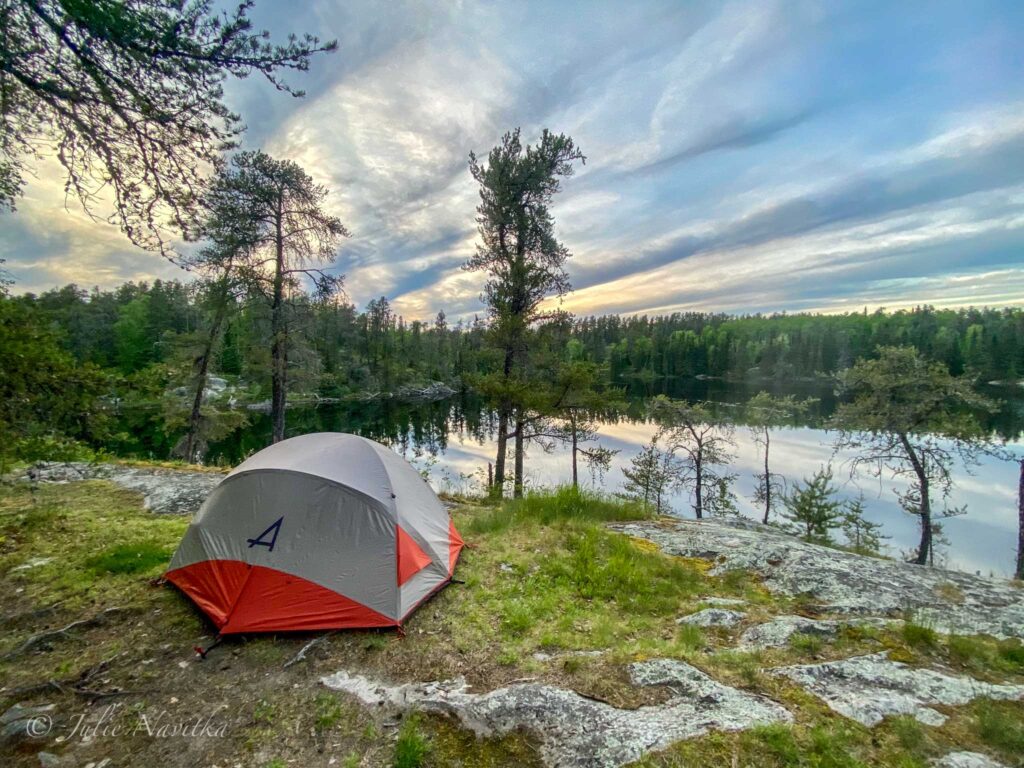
[84,541,175,575]
[973,700,1024,754]
[901,621,939,650]
[394,715,430,768]
[464,485,651,534]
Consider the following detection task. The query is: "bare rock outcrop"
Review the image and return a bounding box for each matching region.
[676,607,745,628]
[16,462,223,515]
[322,658,792,768]
[773,652,1024,726]
[933,752,1008,768]
[738,615,899,649]
[611,519,1024,638]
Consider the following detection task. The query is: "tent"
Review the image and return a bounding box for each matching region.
[166,433,464,633]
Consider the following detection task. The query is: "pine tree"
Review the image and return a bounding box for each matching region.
[621,437,680,515]
[782,466,844,544]
[464,128,585,497]
[840,496,888,555]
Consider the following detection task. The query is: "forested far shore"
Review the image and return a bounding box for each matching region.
[5,281,1024,397]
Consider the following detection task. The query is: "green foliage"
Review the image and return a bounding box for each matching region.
[676,624,705,651]
[789,632,825,655]
[782,466,844,544]
[737,722,867,767]
[464,128,586,496]
[581,306,1024,389]
[85,541,174,576]
[393,715,430,768]
[888,716,926,752]
[946,635,1024,676]
[0,296,111,468]
[540,524,702,613]
[313,693,346,732]
[649,397,737,519]
[831,346,1004,565]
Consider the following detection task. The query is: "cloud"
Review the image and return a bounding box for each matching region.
[1,0,1022,320]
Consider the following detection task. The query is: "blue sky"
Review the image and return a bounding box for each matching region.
[3,0,1023,319]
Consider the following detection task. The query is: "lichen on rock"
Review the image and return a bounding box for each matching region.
[738,615,898,649]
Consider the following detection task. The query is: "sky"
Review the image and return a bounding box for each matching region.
[3,0,1024,320]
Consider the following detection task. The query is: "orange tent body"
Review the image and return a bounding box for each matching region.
[166,433,464,633]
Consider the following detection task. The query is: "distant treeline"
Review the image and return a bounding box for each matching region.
[9,281,1024,397]
[575,308,1024,389]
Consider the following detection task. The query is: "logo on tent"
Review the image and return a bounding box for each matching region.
[247,517,283,552]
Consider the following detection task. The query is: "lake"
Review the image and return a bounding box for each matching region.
[109,381,1024,578]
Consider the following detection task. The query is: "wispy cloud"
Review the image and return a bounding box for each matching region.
[1,0,1022,319]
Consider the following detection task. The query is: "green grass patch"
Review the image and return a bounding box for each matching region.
[84,541,174,575]
[972,699,1024,755]
[394,715,430,768]
[537,524,703,615]
[676,624,705,652]
[901,622,939,650]
[465,485,649,534]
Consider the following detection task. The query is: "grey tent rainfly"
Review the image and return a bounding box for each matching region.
[166,433,464,633]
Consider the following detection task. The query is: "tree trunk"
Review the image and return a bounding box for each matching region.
[513,413,525,498]
[762,428,771,524]
[492,410,508,499]
[899,433,931,565]
[182,300,227,462]
[570,412,579,488]
[1016,459,1023,580]
[270,202,287,444]
[694,454,703,520]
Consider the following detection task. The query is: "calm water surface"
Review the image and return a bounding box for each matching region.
[111,381,1024,577]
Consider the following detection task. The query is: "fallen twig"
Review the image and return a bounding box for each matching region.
[2,607,124,660]
[284,633,333,669]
